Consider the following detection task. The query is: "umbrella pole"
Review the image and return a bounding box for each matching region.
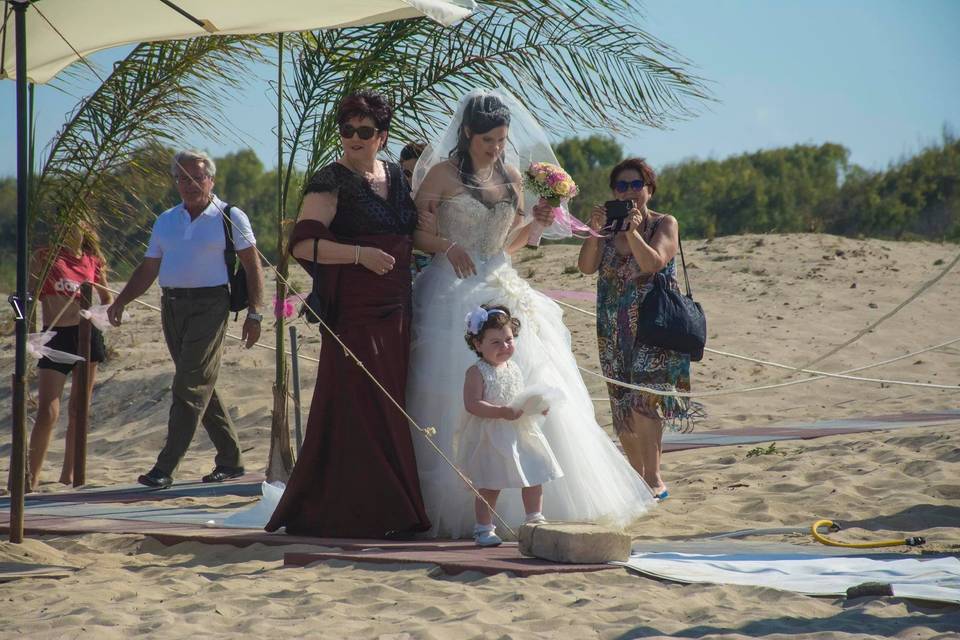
[8,0,29,544]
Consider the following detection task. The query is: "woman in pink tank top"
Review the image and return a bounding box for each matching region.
[23,223,112,492]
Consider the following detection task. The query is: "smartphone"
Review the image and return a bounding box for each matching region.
[603,200,633,233]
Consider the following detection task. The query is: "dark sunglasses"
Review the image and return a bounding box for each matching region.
[339,124,379,140]
[614,179,645,193]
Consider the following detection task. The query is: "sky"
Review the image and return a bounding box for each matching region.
[0,0,958,177]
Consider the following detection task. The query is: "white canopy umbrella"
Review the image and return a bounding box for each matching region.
[1,0,474,82]
[1,0,476,543]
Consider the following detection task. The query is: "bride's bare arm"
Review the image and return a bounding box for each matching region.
[413,162,476,277]
[413,163,450,230]
[413,163,449,252]
[413,230,451,254]
[505,215,533,254]
[504,168,534,254]
[413,192,451,254]
[508,197,559,255]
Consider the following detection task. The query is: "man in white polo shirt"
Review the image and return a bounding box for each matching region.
[107,150,264,489]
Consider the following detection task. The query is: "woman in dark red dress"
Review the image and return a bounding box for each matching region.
[265,90,430,537]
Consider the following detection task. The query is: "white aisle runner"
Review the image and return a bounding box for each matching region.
[620,552,960,604]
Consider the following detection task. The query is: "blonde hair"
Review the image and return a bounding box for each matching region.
[79,223,105,263]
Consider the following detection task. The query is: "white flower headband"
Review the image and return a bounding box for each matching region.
[465,306,507,335]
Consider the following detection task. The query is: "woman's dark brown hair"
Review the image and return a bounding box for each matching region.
[609,158,657,196]
[337,90,393,131]
[400,141,426,162]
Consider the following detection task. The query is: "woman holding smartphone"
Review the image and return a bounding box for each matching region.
[577,158,694,501]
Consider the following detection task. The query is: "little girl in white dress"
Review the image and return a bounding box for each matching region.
[458,304,563,547]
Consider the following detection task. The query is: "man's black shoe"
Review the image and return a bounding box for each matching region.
[201,465,245,483]
[138,468,173,489]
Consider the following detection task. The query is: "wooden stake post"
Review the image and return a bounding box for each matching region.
[72,282,93,487]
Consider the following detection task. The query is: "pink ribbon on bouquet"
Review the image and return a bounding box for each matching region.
[527,200,606,247]
[554,206,606,239]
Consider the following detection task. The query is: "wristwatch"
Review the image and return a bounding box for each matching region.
[246,311,263,322]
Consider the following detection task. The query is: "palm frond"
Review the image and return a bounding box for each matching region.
[278,1,710,189]
[33,36,268,246]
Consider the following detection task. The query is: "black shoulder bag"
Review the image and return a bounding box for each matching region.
[636,235,707,362]
[221,204,250,317]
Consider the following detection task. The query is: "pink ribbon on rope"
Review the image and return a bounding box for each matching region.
[273,295,302,319]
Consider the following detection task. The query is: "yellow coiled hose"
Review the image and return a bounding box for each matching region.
[811,519,926,549]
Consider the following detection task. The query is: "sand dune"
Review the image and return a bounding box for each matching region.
[1,233,958,638]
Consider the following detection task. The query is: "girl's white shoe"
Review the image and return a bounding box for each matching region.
[474,525,503,547]
[525,512,547,525]
[475,530,503,547]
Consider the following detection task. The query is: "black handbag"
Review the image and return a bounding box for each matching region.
[299,239,326,325]
[221,204,250,317]
[636,236,706,361]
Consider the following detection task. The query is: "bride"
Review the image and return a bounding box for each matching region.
[408,89,657,539]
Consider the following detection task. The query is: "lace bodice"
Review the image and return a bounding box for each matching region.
[438,193,516,260]
[304,162,417,237]
[476,359,524,406]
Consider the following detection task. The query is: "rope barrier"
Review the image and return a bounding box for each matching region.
[551,297,960,396]
[577,358,960,398]
[794,249,960,375]
[100,285,321,364]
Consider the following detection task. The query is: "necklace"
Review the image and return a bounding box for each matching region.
[341,157,380,180]
[458,163,495,182]
[473,164,495,182]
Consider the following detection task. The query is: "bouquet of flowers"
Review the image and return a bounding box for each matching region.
[523,162,579,247]
[524,161,579,206]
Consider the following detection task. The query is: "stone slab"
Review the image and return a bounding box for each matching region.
[519,522,631,564]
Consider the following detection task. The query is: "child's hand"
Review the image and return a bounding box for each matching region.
[500,406,524,420]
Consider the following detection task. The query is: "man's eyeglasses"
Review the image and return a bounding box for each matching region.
[176,173,210,184]
[339,124,379,140]
[614,179,645,193]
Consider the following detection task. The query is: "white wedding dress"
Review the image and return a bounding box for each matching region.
[407,193,657,539]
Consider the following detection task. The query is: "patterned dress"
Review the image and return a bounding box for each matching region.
[596,222,694,434]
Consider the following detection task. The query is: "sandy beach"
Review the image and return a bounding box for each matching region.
[1,233,958,639]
